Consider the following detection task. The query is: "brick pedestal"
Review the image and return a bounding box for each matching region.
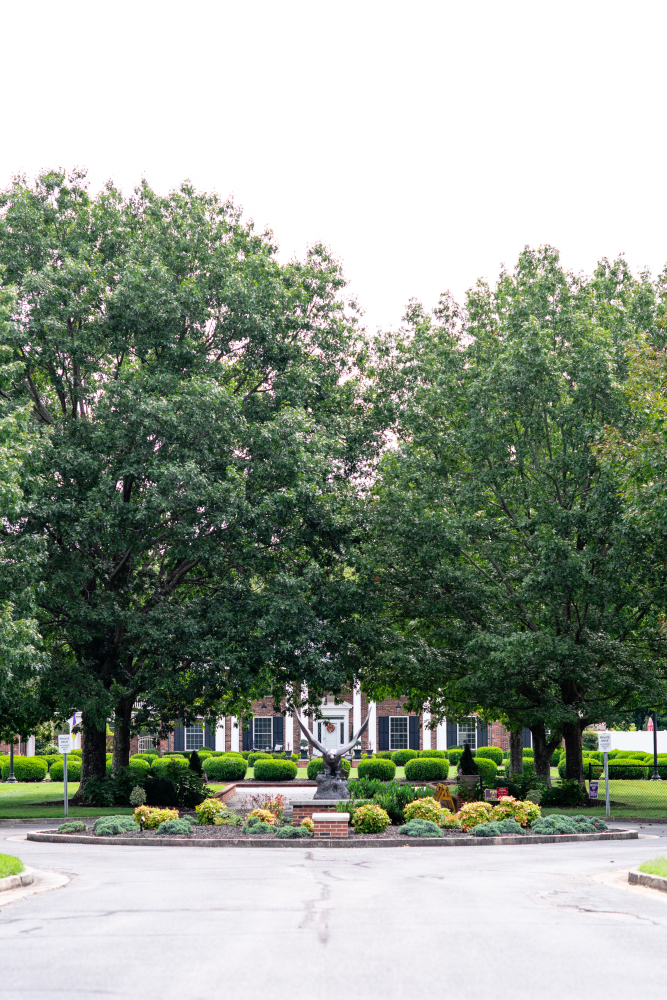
[292,800,339,826]
[313,812,349,838]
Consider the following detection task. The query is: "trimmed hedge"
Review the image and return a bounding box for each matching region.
[253,759,298,781]
[373,751,394,759]
[404,757,448,781]
[307,758,351,781]
[49,758,82,781]
[472,757,497,783]
[391,749,420,767]
[522,748,534,758]
[150,756,190,774]
[475,746,503,766]
[248,751,272,766]
[202,755,248,781]
[447,749,463,765]
[356,757,396,781]
[607,761,650,779]
[418,749,448,758]
[558,757,603,780]
[0,756,47,782]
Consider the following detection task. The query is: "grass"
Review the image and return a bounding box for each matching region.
[0,783,134,819]
[638,857,667,876]
[0,853,24,877]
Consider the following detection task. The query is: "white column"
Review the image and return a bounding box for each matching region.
[26,736,36,757]
[230,716,240,752]
[422,710,431,751]
[368,701,376,752]
[353,685,361,739]
[436,717,447,751]
[284,709,293,752]
[215,717,226,752]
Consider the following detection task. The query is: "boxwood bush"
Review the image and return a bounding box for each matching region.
[150,756,190,774]
[607,761,650,779]
[447,749,463,766]
[391,749,419,767]
[356,757,396,781]
[0,756,47,782]
[522,748,534,758]
[557,757,602,780]
[475,746,503,766]
[472,757,497,783]
[248,752,272,766]
[418,749,448,758]
[404,757,448,781]
[373,751,394,759]
[253,759,298,781]
[202,755,248,781]
[48,758,82,781]
[307,758,351,780]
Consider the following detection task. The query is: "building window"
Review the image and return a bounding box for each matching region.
[389,717,408,750]
[138,736,156,753]
[185,724,204,751]
[254,717,273,750]
[458,718,476,751]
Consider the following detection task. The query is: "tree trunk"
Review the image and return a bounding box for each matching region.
[74,711,108,801]
[509,731,523,776]
[562,720,585,782]
[112,696,134,772]
[531,723,561,788]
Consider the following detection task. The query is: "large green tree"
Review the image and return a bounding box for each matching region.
[363,248,667,782]
[0,171,374,788]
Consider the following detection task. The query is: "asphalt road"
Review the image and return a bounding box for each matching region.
[1,822,667,1000]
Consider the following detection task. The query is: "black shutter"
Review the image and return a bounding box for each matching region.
[378,716,389,751]
[477,721,488,748]
[409,716,420,750]
[173,725,184,751]
[273,715,284,749]
[522,727,532,749]
[446,720,458,748]
[204,724,215,749]
[242,720,252,751]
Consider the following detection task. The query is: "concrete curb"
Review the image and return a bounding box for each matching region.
[0,866,34,891]
[26,829,638,849]
[628,868,667,892]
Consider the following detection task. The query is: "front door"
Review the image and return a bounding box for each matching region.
[318,719,344,750]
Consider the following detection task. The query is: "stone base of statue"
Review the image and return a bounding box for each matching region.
[314,772,350,800]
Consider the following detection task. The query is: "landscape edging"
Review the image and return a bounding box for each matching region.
[628,867,667,892]
[0,866,34,892]
[26,830,638,849]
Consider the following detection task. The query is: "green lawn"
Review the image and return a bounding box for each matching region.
[0,783,133,819]
[0,853,24,877]
[638,857,667,876]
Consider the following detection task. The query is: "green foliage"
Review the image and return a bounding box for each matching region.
[48,758,82,782]
[404,756,448,781]
[400,818,442,837]
[471,818,524,837]
[352,803,391,834]
[0,854,24,877]
[274,825,312,839]
[371,782,433,824]
[356,757,396,781]
[551,748,563,766]
[403,797,447,824]
[472,757,497,783]
[447,749,463,765]
[252,759,298,781]
[246,822,275,834]
[0,756,47,782]
[188,751,203,776]
[418,749,448,758]
[531,814,606,835]
[522,749,534,759]
[607,761,649,779]
[151,756,190,775]
[559,756,603,779]
[93,815,137,836]
[541,780,588,808]
[390,749,419,766]
[57,821,87,834]
[582,732,599,751]
[638,856,667,876]
[474,746,503,765]
[307,757,351,780]
[202,755,248,781]
[156,819,192,836]
[459,745,477,774]
[248,752,272,766]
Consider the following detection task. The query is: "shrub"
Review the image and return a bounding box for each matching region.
[307,757,351,780]
[130,753,158,762]
[441,814,462,830]
[472,757,497,784]
[247,808,276,825]
[188,751,203,775]
[253,759,298,781]
[129,785,146,807]
[459,745,477,774]
[357,758,396,781]
[57,821,87,834]
[404,757,448,781]
[0,756,47,782]
[403,797,448,825]
[215,812,243,827]
[352,803,391,834]
[133,806,178,829]
[447,748,463,765]
[541,779,587,808]
[401,818,442,837]
[197,749,213,758]
[558,757,603,780]
[248,751,272,766]
[202,756,247,781]
[472,818,525,837]
[373,751,394,759]
[522,748,534,758]
[151,756,190,774]
[607,761,649,780]
[531,814,605,835]
[157,819,192,836]
[301,817,314,832]
[69,748,83,757]
[275,825,311,838]
[195,798,225,824]
[391,749,420,766]
[246,822,275,834]
[93,815,137,836]
[368,782,433,824]
[551,748,563,766]
[455,801,494,832]
[48,758,82,782]
[475,746,503,766]
[43,753,63,769]
[418,749,448,758]
[493,796,541,828]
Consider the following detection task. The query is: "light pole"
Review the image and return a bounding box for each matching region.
[650,710,661,781]
[5,739,17,783]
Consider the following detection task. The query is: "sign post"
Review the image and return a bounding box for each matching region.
[58,734,73,818]
[598,731,612,818]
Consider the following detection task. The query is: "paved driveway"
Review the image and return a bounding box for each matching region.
[1,822,666,1000]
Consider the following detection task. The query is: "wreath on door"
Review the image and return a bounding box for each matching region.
[325,722,336,733]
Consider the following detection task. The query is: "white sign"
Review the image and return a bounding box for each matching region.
[598,732,612,753]
[58,734,73,754]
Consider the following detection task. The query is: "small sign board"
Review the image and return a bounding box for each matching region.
[484,789,498,801]
[598,732,612,753]
[434,783,456,812]
[58,734,73,754]
[496,787,509,799]
[588,781,599,799]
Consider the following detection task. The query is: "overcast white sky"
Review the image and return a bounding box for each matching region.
[2,1,666,331]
